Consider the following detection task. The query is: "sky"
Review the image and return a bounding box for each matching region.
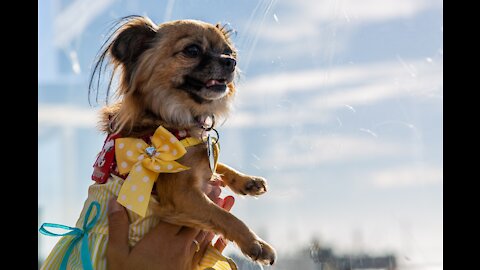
[38,0,443,269]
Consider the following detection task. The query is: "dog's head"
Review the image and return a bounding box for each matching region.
[92,16,238,134]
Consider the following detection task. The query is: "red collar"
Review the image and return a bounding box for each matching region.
[91,128,191,184]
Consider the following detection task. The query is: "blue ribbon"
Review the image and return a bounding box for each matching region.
[39,201,101,270]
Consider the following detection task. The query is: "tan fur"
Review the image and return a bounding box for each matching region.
[96,17,275,265]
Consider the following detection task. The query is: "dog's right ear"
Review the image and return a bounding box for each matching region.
[110,16,158,66]
[89,16,158,106]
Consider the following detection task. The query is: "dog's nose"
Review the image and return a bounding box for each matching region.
[220,57,236,72]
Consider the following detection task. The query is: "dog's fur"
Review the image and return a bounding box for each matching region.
[91,16,276,265]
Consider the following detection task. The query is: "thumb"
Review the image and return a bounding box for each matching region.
[106,197,130,270]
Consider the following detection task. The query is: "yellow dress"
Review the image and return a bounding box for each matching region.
[40,174,237,270]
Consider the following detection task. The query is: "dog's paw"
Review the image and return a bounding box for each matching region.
[240,238,276,265]
[242,176,268,196]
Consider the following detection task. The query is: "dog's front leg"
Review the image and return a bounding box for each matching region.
[216,163,268,196]
[153,182,276,265]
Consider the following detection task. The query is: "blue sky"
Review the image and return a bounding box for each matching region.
[39,0,443,268]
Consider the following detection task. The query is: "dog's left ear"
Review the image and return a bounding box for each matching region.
[110,16,158,66]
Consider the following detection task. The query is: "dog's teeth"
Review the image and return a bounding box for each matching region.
[206,79,224,87]
[206,80,217,87]
[206,80,214,87]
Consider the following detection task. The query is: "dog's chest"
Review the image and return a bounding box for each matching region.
[177,143,213,181]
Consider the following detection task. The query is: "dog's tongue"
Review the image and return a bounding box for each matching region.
[205,79,224,87]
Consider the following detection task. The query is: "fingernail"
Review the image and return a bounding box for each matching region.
[223,196,235,210]
[108,197,123,215]
[218,236,228,246]
[221,237,228,244]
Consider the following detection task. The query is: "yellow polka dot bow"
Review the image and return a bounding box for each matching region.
[115,126,190,217]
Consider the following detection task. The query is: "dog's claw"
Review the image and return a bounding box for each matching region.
[241,238,276,265]
[243,177,268,196]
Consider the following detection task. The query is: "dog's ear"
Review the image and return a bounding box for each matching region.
[110,17,158,66]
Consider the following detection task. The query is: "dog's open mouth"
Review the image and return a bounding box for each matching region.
[185,76,228,92]
[205,79,226,87]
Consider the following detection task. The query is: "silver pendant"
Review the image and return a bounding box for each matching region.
[207,134,215,173]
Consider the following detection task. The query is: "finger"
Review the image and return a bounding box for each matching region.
[107,198,130,269]
[192,232,215,266]
[189,231,207,255]
[213,236,228,252]
[206,184,222,202]
[209,177,223,186]
[214,196,224,207]
[203,182,213,195]
[204,177,223,194]
[204,231,215,243]
[222,196,235,211]
[195,231,207,243]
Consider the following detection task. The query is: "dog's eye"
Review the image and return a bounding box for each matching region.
[183,44,202,58]
[223,48,233,56]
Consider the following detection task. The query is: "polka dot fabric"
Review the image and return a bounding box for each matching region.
[115,126,191,217]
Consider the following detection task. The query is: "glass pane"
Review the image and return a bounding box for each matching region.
[39,0,443,269]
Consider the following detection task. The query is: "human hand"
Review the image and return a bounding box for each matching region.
[107,180,234,270]
[199,179,234,253]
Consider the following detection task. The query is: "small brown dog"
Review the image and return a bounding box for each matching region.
[92,16,276,265]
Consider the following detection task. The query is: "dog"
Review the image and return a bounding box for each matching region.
[91,16,276,265]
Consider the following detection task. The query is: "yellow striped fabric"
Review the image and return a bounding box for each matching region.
[40,175,237,270]
[198,244,237,270]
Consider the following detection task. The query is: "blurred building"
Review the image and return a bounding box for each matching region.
[226,239,396,270]
[310,241,397,270]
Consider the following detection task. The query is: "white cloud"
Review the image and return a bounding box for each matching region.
[238,58,441,98]
[228,58,442,128]
[38,104,98,128]
[371,165,443,188]
[237,0,442,69]
[260,135,405,168]
[314,0,437,23]
[260,0,441,42]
